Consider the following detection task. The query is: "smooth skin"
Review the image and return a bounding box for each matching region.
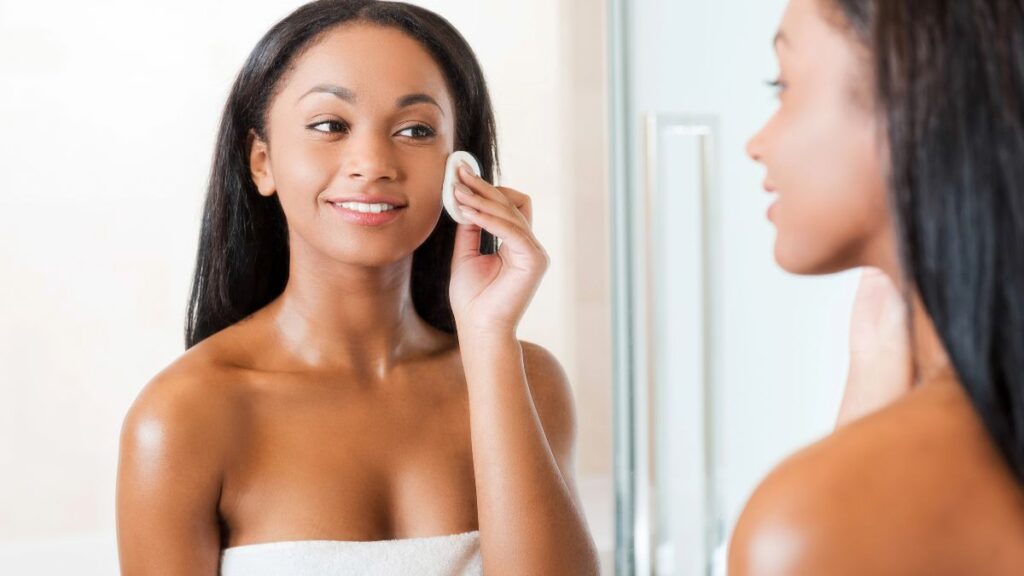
[731,0,1024,574]
[116,23,599,576]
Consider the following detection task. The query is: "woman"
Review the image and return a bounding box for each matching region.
[731,0,1024,573]
[115,2,599,575]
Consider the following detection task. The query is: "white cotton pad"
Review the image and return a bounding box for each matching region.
[442,150,481,225]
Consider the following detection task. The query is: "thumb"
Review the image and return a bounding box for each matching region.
[452,220,483,266]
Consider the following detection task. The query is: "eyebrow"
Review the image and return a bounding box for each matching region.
[298,84,445,116]
[397,93,444,115]
[300,83,356,103]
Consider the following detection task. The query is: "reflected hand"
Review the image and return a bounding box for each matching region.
[837,267,914,427]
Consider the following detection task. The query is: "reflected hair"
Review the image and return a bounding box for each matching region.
[827,0,1024,481]
[185,0,499,348]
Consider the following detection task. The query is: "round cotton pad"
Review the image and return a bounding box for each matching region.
[442,151,482,225]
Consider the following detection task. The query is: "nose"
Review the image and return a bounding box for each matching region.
[345,132,399,182]
[746,128,765,163]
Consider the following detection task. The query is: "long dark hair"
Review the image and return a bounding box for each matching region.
[185,0,499,348]
[828,0,1024,481]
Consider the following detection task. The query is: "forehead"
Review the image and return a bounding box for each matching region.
[278,23,453,109]
[778,0,834,51]
[778,0,870,84]
[778,0,866,57]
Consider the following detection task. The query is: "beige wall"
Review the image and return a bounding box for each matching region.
[556,0,614,563]
[0,0,612,571]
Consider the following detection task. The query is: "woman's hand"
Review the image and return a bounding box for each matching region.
[836,267,914,427]
[448,164,549,335]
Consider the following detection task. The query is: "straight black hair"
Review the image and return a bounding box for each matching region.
[829,0,1024,481]
[185,0,499,349]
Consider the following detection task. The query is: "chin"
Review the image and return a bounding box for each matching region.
[321,241,417,269]
[774,250,815,276]
[773,241,849,277]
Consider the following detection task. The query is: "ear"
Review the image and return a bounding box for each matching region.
[248,129,276,197]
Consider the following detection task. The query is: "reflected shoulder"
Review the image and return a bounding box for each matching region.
[728,382,1024,576]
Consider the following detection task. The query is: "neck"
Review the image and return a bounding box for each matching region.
[265,240,442,376]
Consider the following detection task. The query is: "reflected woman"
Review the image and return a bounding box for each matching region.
[115,1,599,575]
[733,0,1024,573]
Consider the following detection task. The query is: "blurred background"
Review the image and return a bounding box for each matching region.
[0,1,857,574]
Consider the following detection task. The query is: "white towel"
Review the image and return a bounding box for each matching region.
[220,531,482,576]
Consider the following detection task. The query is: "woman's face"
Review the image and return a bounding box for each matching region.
[747,0,893,275]
[249,23,456,268]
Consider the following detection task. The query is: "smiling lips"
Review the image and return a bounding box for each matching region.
[327,198,407,226]
[763,181,779,222]
[335,201,399,214]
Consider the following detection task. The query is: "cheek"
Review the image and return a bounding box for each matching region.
[407,157,448,247]
[272,142,340,212]
[407,150,448,208]
[770,103,888,272]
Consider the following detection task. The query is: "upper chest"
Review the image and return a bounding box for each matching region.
[219,364,479,543]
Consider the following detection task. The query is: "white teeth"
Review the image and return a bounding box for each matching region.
[334,202,397,214]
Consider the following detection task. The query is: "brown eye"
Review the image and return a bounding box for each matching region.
[396,124,436,139]
[309,120,349,134]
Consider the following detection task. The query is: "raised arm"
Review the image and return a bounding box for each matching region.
[448,165,600,575]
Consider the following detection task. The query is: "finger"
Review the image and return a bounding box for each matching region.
[861,266,888,279]
[497,186,532,225]
[459,205,545,261]
[456,165,535,224]
[454,183,529,229]
[451,218,484,266]
[858,267,892,294]
[855,268,903,310]
[457,165,515,207]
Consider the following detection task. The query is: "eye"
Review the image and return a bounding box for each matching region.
[308,120,349,134]
[765,78,788,97]
[396,124,436,140]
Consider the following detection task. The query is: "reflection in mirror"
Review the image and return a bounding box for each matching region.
[610,0,1024,575]
[608,0,858,574]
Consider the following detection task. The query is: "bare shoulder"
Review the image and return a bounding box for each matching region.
[729,381,1024,576]
[119,334,251,478]
[520,340,570,387]
[116,330,258,570]
[519,340,578,455]
[520,340,575,417]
